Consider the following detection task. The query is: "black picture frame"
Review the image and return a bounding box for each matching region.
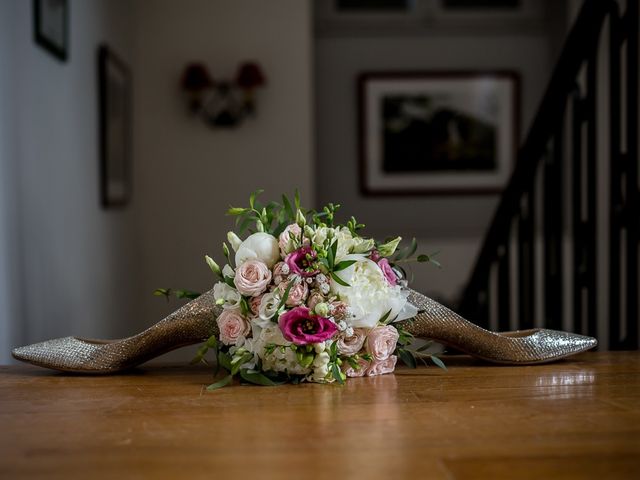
[33,0,69,62]
[98,45,132,208]
[358,71,520,196]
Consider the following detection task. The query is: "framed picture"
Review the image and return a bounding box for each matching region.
[98,45,132,208]
[359,71,519,195]
[33,0,68,61]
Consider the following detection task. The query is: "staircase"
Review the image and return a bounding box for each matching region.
[459,0,639,350]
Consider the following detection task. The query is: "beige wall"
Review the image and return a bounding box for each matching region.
[131,0,314,335]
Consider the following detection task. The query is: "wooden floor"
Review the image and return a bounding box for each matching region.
[1,352,639,479]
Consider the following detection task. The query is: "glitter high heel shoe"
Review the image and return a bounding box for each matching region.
[11,288,597,373]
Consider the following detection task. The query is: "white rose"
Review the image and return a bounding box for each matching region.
[213,281,241,309]
[235,232,280,268]
[331,255,417,328]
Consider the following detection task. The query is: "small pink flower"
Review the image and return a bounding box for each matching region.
[249,295,263,315]
[342,357,370,378]
[285,246,319,278]
[336,328,367,355]
[278,223,301,256]
[306,291,325,311]
[377,258,397,286]
[369,250,381,262]
[366,355,397,376]
[278,306,338,345]
[278,280,308,307]
[234,259,272,297]
[330,301,350,321]
[216,309,251,346]
[366,325,399,361]
[272,261,290,285]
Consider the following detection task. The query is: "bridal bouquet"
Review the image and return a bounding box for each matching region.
[184,191,440,389]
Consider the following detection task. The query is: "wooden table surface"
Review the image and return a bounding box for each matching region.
[1,352,639,479]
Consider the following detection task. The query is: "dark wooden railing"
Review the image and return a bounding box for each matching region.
[459,0,638,350]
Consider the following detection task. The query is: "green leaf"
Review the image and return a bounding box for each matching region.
[330,271,351,287]
[239,369,285,386]
[282,194,294,221]
[153,288,171,300]
[250,189,264,209]
[206,335,218,349]
[206,374,233,391]
[415,341,434,353]
[430,355,447,371]
[332,260,356,272]
[276,280,295,311]
[397,348,417,369]
[378,309,393,325]
[218,351,233,372]
[175,289,200,300]
[331,363,344,385]
[294,188,301,210]
[227,207,248,216]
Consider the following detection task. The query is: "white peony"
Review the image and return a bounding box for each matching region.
[235,232,280,268]
[330,254,417,328]
[213,281,241,309]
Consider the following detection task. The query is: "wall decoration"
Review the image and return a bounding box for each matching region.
[359,71,519,195]
[180,62,266,129]
[98,45,132,208]
[33,0,68,61]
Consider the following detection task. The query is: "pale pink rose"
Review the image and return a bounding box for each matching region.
[216,309,251,346]
[234,259,272,297]
[272,261,290,285]
[279,280,309,307]
[336,328,367,356]
[306,291,325,311]
[249,295,263,316]
[366,355,397,376]
[342,357,370,378]
[365,325,399,361]
[331,301,350,321]
[278,224,302,256]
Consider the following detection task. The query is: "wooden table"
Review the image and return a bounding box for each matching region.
[1,352,638,479]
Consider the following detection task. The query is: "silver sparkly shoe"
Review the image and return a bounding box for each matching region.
[12,288,597,373]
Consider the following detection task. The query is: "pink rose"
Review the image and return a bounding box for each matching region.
[216,309,251,346]
[342,357,370,378]
[366,355,397,377]
[377,258,397,286]
[336,328,367,356]
[249,295,263,315]
[285,246,319,278]
[279,280,308,307]
[278,306,338,345]
[330,301,350,321]
[272,261,290,285]
[365,325,399,361]
[306,291,325,311]
[234,259,272,297]
[278,223,301,256]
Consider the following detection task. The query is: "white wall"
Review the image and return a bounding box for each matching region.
[131,0,314,334]
[315,31,552,304]
[0,0,138,361]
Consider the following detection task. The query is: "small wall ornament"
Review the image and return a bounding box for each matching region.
[180,61,266,128]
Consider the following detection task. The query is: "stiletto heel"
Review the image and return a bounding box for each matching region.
[12,287,597,373]
[12,290,220,373]
[398,289,597,364]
